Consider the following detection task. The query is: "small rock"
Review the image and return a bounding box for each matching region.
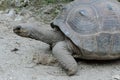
[112,75,120,80]
[11,48,19,52]
[27,17,36,23]
[6,9,16,19]
[0,11,4,14]
[14,15,24,21]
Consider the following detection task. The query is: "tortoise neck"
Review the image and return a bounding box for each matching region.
[29,26,65,45]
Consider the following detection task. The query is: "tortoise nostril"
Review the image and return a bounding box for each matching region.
[15,26,21,30]
[13,25,22,33]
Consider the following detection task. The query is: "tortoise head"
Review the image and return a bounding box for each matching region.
[13,23,32,38]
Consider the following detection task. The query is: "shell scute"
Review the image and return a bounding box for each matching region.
[52,0,120,56]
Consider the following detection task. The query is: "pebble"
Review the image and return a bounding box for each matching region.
[6,9,16,19]
[112,75,120,80]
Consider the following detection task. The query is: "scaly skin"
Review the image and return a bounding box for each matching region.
[13,0,120,76]
[13,23,79,76]
[13,23,65,45]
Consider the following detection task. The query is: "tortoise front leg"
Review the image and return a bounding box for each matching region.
[52,41,78,76]
[13,23,65,45]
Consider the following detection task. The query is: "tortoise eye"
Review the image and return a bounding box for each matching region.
[79,10,87,16]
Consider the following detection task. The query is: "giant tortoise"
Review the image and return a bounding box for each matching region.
[13,0,120,75]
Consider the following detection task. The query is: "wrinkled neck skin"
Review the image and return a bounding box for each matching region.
[29,26,65,46]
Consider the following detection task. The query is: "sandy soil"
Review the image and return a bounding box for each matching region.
[0,9,120,80]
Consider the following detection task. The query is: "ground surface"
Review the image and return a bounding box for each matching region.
[0,9,120,80]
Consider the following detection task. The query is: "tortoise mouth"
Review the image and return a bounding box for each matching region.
[13,29,21,34]
[13,25,30,37]
[13,26,22,34]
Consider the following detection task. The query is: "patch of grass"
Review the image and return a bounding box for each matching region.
[28,0,73,7]
[27,0,73,23]
[0,0,73,10]
[0,0,9,10]
[0,0,73,23]
[44,0,73,4]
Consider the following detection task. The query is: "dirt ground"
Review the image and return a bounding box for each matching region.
[0,9,120,80]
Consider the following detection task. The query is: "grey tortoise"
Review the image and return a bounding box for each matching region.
[13,0,120,76]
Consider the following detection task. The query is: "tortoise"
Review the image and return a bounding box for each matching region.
[13,0,120,76]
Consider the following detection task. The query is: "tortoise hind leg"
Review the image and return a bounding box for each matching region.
[52,41,78,76]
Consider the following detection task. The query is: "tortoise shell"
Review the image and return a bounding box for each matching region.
[51,0,120,58]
